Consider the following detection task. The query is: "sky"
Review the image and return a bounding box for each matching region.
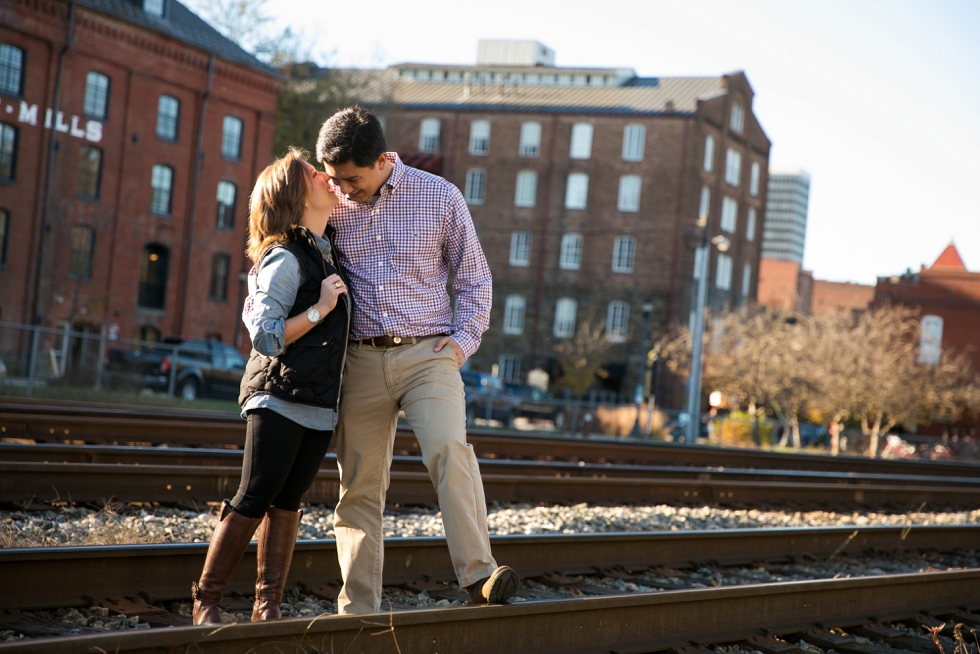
[258,0,980,285]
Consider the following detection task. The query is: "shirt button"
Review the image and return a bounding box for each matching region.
[378,286,384,291]
[382,312,388,317]
[377,262,382,266]
[376,235,381,241]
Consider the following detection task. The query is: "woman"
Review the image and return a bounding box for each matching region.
[191,147,349,625]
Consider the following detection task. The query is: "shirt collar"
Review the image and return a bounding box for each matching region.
[383,152,405,192]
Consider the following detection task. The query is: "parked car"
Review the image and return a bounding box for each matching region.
[502,382,564,428]
[108,337,246,401]
[460,370,517,426]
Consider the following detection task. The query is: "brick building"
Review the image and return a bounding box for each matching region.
[0,0,281,351]
[355,41,771,400]
[875,243,980,372]
[809,279,873,318]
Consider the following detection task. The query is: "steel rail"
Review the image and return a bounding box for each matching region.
[2,524,978,612]
[4,442,978,490]
[4,460,980,507]
[0,569,977,653]
[3,401,980,478]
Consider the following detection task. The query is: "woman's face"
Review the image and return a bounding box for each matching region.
[301,160,339,216]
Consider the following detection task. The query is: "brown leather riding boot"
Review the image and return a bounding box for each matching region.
[191,501,262,625]
[251,507,303,621]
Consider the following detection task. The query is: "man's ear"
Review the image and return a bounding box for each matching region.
[376,154,387,170]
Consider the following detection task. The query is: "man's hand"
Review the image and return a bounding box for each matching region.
[434,336,465,367]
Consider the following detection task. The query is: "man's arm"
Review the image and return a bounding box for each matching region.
[440,185,492,361]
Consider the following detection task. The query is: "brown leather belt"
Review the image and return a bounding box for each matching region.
[352,335,420,347]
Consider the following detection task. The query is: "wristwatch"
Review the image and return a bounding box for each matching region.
[306,306,321,324]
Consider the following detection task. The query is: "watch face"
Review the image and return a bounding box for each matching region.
[307,307,320,323]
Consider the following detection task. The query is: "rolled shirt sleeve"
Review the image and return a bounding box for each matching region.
[242,249,302,358]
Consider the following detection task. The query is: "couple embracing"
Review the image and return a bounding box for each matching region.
[190,107,519,624]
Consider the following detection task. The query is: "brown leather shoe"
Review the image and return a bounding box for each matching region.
[465,566,520,605]
[192,501,261,625]
[251,507,302,621]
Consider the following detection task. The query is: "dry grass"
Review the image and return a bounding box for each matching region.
[0,499,161,548]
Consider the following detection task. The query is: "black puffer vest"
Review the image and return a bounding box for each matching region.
[238,225,351,410]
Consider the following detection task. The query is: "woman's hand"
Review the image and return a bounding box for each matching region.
[315,274,347,316]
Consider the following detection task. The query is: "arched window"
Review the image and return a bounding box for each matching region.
[83,72,110,120]
[612,236,636,273]
[464,169,486,204]
[503,295,526,335]
[553,297,577,338]
[419,118,440,152]
[622,124,645,161]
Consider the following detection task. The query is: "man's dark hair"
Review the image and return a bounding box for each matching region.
[316,106,387,167]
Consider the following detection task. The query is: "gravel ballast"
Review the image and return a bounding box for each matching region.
[2,502,979,547]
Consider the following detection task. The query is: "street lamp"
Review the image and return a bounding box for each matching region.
[685,213,729,444]
[630,300,654,438]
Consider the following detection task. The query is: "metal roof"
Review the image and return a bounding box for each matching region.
[74,0,280,78]
[344,70,726,116]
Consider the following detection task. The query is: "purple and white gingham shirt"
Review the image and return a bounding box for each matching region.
[329,153,492,358]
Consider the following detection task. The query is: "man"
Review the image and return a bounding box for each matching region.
[316,106,518,614]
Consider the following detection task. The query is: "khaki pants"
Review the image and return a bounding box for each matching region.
[334,338,498,614]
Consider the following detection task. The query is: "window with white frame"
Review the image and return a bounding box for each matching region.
[746,208,756,242]
[725,148,741,186]
[699,185,710,220]
[741,263,752,297]
[693,246,705,279]
[606,301,629,342]
[519,121,541,157]
[216,181,236,230]
[918,315,943,365]
[156,95,179,141]
[468,119,490,155]
[514,170,537,207]
[464,169,486,204]
[565,172,588,209]
[749,161,760,196]
[419,118,440,153]
[553,297,577,338]
[559,233,583,270]
[569,123,593,159]
[503,295,526,335]
[721,196,738,233]
[622,124,645,161]
[617,175,641,212]
[221,116,243,159]
[612,236,636,273]
[150,164,173,215]
[730,102,745,133]
[0,44,25,97]
[509,230,531,267]
[499,354,520,381]
[83,72,110,120]
[703,135,714,172]
[715,254,733,290]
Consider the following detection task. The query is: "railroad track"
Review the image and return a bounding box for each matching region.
[1,525,978,653]
[3,443,979,507]
[3,400,980,478]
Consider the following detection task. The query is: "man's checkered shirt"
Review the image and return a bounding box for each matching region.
[329,153,492,358]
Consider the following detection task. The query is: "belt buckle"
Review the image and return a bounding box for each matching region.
[392,336,402,344]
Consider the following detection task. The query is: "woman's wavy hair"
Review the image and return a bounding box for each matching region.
[246,147,310,264]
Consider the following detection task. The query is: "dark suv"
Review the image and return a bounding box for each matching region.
[108,338,246,401]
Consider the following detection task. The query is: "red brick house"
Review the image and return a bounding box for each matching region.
[0,0,281,352]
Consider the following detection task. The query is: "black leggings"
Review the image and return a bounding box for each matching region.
[230,408,333,519]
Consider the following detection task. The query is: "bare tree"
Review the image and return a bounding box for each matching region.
[553,315,614,397]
